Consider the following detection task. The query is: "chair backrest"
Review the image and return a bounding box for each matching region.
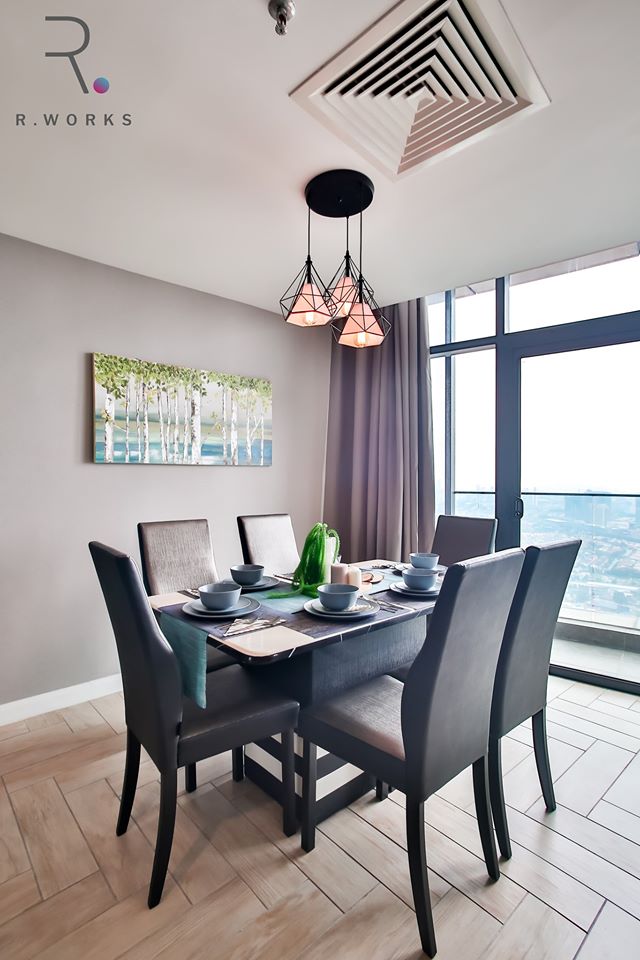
[431,515,498,567]
[237,514,300,574]
[402,548,524,799]
[137,519,218,595]
[89,542,182,771]
[491,540,581,738]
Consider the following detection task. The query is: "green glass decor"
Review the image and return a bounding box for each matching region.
[270,522,340,598]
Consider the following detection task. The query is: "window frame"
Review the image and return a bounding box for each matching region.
[428,258,640,694]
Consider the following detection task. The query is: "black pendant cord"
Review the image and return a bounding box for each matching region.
[358,210,364,301]
[345,217,351,277]
[306,207,312,281]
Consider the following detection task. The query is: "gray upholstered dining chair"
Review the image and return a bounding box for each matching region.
[137,519,219,596]
[89,542,299,909]
[137,519,238,792]
[298,548,525,958]
[489,539,581,858]
[387,513,499,688]
[237,514,300,575]
[431,514,498,567]
[137,519,236,679]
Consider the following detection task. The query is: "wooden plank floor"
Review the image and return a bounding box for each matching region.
[1,678,639,958]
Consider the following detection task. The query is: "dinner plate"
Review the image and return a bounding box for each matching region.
[182,597,260,619]
[304,598,378,620]
[390,581,440,600]
[238,576,281,593]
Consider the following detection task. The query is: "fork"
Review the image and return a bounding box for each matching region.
[375,598,414,613]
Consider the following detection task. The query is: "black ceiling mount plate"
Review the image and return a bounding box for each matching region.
[305,169,374,218]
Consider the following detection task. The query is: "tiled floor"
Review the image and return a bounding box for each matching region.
[1,679,640,958]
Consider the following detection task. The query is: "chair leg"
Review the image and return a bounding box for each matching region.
[376,780,389,801]
[116,729,140,836]
[532,708,556,811]
[405,797,437,958]
[301,738,317,853]
[232,746,245,782]
[185,763,197,793]
[148,769,177,909]
[488,738,512,860]
[281,729,297,837]
[472,756,500,881]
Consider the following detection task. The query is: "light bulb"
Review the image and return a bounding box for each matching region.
[338,300,385,348]
[305,312,315,326]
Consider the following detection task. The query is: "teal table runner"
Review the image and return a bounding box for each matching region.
[158,610,209,708]
[155,586,307,706]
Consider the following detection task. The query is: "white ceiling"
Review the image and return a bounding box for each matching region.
[2,0,639,313]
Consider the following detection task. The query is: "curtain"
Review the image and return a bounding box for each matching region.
[323,298,435,562]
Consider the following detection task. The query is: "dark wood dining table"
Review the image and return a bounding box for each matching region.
[150,562,438,823]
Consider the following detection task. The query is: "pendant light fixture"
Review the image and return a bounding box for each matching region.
[331,210,390,349]
[281,169,390,347]
[279,207,334,327]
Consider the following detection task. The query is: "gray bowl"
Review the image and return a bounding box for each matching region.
[317,583,359,612]
[402,567,438,592]
[198,581,242,611]
[230,564,265,586]
[410,552,440,570]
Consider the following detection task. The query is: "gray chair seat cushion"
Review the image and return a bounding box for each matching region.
[178,665,298,766]
[297,675,407,791]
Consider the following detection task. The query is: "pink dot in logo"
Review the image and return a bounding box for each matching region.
[93,77,110,94]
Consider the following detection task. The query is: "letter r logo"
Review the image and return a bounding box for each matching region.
[45,16,90,93]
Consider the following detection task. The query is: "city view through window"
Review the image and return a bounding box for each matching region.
[429,248,640,635]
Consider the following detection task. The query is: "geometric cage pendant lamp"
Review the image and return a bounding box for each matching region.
[279,208,334,327]
[330,209,391,349]
[280,168,390,347]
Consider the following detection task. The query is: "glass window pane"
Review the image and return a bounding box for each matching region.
[521,343,640,495]
[509,243,640,332]
[454,280,495,342]
[452,348,495,517]
[453,492,496,518]
[521,342,640,634]
[430,355,446,520]
[427,293,446,346]
[521,494,640,632]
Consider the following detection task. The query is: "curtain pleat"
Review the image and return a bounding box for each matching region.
[323,298,435,562]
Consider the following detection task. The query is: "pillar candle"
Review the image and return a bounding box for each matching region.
[331,562,349,584]
[346,566,362,589]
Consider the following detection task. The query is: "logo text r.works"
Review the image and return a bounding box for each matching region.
[15,16,133,128]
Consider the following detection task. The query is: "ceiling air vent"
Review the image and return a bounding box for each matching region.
[291,0,549,178]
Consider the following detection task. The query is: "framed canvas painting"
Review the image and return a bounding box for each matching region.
[93,353,272,465]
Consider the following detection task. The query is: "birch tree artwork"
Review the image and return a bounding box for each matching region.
[93,354,273,466]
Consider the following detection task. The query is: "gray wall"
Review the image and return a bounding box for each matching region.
[0,234,331,704]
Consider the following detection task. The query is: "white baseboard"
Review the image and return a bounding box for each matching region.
[0,674,123,726]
